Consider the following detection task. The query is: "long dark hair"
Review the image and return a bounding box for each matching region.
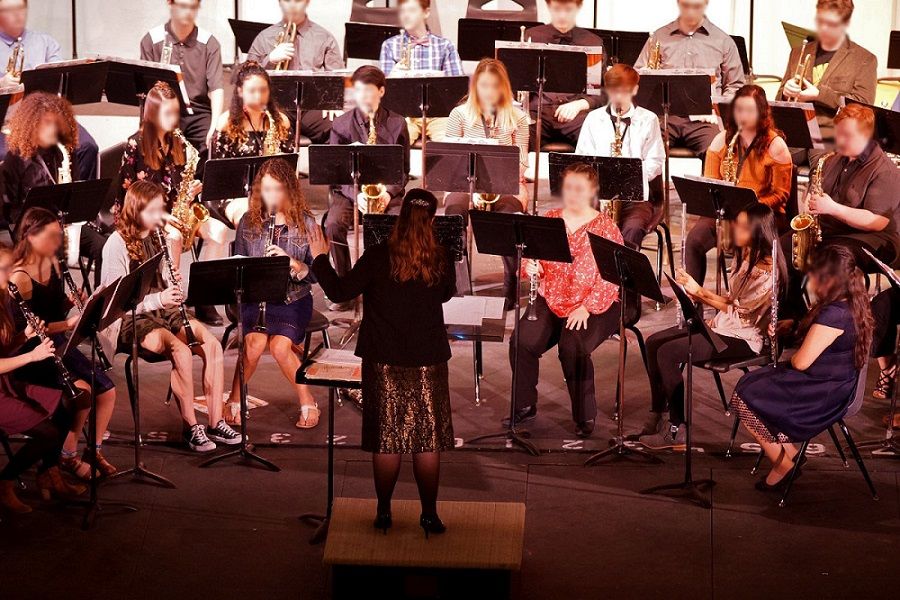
[140,81,186,170]
[246,158,311,235]
[726,85,783,158]
[388,189,445,286]
[733,203,787,293]
[799,245,873,369]
[13,207,59,265]
[224,61,289,145]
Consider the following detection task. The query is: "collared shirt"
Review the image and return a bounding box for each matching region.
[522,24,605,111]
[0,28,61,71]
[247,19,344,72]
[635,17,745,99]
[140,23,223,111]
[234,215,318,303]
[575,103,665,200]
[328,106,410,201]
[380,30,463,77]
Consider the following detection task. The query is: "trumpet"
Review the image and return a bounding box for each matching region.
[784,40,813,102]
[155,227,200,348]
[791,152,834,271]
[646,37,663,70]
[6,40,24,78]
[273,21,298,71]
[256,210,277,333]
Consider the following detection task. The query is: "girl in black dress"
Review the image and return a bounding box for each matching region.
[731,245,874,490]
[310,189,456,538]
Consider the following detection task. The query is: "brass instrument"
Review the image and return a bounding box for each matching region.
[396,29,413,71]
[155,227,199,348]
[474,109,502,211]
[273,21,298,71]
[716,129,743,252]
[647,38,663,70]
[6,39,24,78]
[791,152,834,271]
[256,210,277,333]
[169,129,208,252]
[262,109,281,156]
[601,107,626,224]
[7,282,84,401]
[516,26,530,110]
[361,113,388,214]
[784,40,813,102]
[160,41,174,65]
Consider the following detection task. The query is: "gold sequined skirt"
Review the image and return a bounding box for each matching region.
[361,360,454,454]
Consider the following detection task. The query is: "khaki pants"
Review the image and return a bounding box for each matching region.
[407,117,448,143]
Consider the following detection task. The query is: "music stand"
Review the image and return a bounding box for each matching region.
[467,211,572,455]
[497,46,588,214]
[717,100,822,150]
[641,274,725,508]
[589,28,646,67]
[889,31,900,70]
[846,100,900,155]
[424,140,520,208]
[102,58,192,115]
[269,72,346,150]
[102,254,174,490]
[229,18,269,55]
[21,61,107,103]
[189,257,291,471]
[343,22,399,61]
[673,175,757,294]
[363,214,465,262]
[548,153,645,201]
[0,88,15,124]
[583,235,665,465]
[456,18,542,61]
[201,153,300,202]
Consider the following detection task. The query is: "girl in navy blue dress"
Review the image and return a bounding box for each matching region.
[731,245,874,490]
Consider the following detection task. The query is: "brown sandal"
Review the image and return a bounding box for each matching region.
[82,449,118,477]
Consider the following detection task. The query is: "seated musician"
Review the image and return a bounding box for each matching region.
[246,0,343,144]
[777,0,875,163]
[326,66,410,306]
[229,158,319,430]
[576,64,666,250]
[731,245,871,490]
[117,81,227,325]
[212,61,293,226]
[509,163,622,439]
[380,0,463,144]
[871,288,899,415]
[636,204,784,450]
[779,103,900,319]
[443,58,530,308]
[523,0,605,147]
[686,84,792,286]
[635,0,745,157]
[9,208,119,480]
[100,180,240,452]
[140,0,225,155]
[0,92,108,294]
[0,0,99,180]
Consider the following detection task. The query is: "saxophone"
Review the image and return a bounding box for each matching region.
[791,152,835,271]
[57,143,72,184]
[474,109,501,211]
[717,129,742,251]
[646,38,663,70]
[6,39,24,77]
[169,129,208,252]
[362,112,388,214]
[262,110,281,156]
[601,107,625,225]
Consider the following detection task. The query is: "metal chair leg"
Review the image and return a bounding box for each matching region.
[778,440,809,507]
[725,413,740,458]
[655,227,664,285]
[712,371,728,413]
[827,426,849,467]
[838,420,879,500]
[751,448,764,475]
[660,222,676,279]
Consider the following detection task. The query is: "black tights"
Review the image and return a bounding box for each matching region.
[0,416,67,481]
[372,452,441,516]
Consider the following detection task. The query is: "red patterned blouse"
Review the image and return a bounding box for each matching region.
[527,209,623,318]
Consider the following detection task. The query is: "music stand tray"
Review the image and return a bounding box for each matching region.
[202,153,300,202]
[23,179,112,224]
[269,72,346,112]
[548,153,644,201]
[636,73,714,118]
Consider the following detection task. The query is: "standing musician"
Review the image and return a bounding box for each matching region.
[140,0,225,156]
[326,66,410,301]
[685,84,792,286]
[777,0,876,163]
[635,0,745,157]
[0,0,99,180]
[9,208,119,480]
[117,81,226,326]
[576,64,666,250]
[523,0,605,147]
[100,180,240,453]
[443,58,529,309]
[510,163,622,439]
[636,204,784,449]
[212,61,292,226]
[229,158,319,430]
[245,0,344,145]
[380,0,463,145]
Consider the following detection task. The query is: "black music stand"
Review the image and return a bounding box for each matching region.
[0,89,14,124]
[847,100,900,154]
[103,254,172,489]
[588,28,646,67]
[456,18,542,61]
[467,211,572,455]
[717,100,821,150]
[103,59,191,115]
[363,214,465,262]
[548,153,644,201]
[583,234,665,465]
[269,73,346,150]
[888,31,900,70]
[641,274,725,508]
[22,61,107,103]
[343,22,399,61]
[190,257,291,471]
[497,47,588,214]
[229,18,269,54]
[201,153,300,202]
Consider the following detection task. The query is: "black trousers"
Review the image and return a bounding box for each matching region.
[325,192,403,276]
[0,406,70,481]
[646,325,754,425]
[180,108,212,157]
[530,104,590,148]
[872,288,900,359]
[510,295,620,424]
[665,116,719,157]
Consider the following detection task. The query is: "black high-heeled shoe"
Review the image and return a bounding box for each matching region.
[419,514,446,539]
[373,512,392,534]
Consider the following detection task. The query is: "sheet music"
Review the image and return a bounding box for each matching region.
[443,296,506,326]
[304,349,362,382]
[863,249,900,288]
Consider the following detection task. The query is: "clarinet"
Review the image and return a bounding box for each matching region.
[525,261,539,321]
[155,228,199,347]
[7,282,84,401]
[255,211,277,332]
[58,259,113,371]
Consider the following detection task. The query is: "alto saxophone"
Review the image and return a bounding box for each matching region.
[791,152,835,271]
[396,30,413,71]
[273,21,298,71]
[601,107,625,225]
[262,109,281,156]
[717,129,742,250]
[169,129,208,252]
[57,143,72,184]
[362,112,388,214]
[646,38,663,70]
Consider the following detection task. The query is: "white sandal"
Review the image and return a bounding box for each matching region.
[295,403,320,429]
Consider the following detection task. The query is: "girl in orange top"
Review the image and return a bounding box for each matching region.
[686,84,793,286]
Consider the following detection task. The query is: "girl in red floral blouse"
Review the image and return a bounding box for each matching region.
[509,163,623,438]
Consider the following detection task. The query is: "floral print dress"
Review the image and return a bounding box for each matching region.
[116,132,185,212]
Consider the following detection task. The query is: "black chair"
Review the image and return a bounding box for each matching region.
[123,349,175,440]
[466,0,537,21]
[0,428,25,490]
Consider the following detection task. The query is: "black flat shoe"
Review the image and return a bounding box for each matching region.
[755,467,802,492]
[575,419,595,439]
[420,514,446,539]
[373,512,392,534]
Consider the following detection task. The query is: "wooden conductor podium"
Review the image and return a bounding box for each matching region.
[324,498,526,598]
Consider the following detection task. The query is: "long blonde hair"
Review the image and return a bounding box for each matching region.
[460,58,520,133]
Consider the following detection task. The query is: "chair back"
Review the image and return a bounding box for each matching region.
[844,362,869,419]
[466,0,538,21]
[350,0,442,33]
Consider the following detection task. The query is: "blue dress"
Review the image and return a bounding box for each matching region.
[732,301,859,442]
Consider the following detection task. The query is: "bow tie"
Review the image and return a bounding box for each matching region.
[408,35,430,47]
[608,107,631,126]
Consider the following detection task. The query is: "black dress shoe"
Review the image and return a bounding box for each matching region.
[373,511,392,534]
[419,513,446,539]
[575,419,595,439]
[194,305,223,326]
[501,405,537,428]
[755,467,801,492]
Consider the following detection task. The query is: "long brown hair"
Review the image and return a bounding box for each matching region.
[0,246,16,349]
[224,61,290,145]
[140,81,186,171]
[388,189,445,286]
[117,180,167,261]
[13,207,59,265]
[460,58,519,132]
[799,245,873,369]
[246,158,312,234]
[6,92,79,158]
[732,203,788,294]
[725,84,783,158]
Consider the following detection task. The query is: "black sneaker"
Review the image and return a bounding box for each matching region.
[639,422,686,451]
[207,420,241,445]
[501,405,537,428]
[185,424,217,452]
